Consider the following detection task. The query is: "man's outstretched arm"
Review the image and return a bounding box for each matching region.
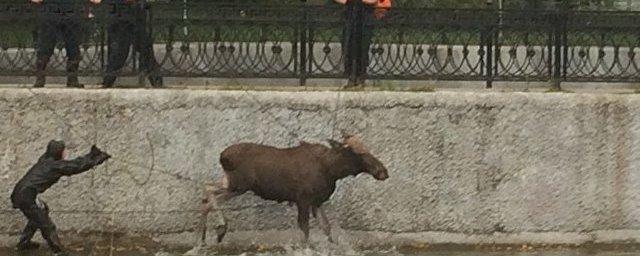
[53,146,111,176]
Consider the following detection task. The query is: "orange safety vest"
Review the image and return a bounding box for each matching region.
[374,0,391,20]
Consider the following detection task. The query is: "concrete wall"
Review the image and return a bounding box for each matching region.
[1,89,640,245]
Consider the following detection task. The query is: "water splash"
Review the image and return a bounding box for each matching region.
[179,227,389,256]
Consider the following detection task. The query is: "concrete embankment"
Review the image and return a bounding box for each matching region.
[1,88,639,247]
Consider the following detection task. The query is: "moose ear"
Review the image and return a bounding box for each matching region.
[327,139,342,149]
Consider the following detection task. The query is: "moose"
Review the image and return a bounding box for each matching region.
[199,134,389,245]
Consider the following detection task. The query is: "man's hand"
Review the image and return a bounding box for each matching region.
[89,145,112,165]
[89,145,101,157]
[30,0,43,4]
[95,151,112,165]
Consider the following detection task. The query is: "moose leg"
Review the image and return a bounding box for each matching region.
[212,175,242,202]
[318,206,333,243]
[199,181,231,247]
[296,202,311,244]
[185,183,218,256]
[311,206,318,219]
[210,178,245,243]
[198,182,214,247]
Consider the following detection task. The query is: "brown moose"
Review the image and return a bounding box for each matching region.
[199,134,389,245]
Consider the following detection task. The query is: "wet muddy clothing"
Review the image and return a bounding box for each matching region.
[343,0,374,85]
[10,141,107,202]
[11,140,110,254]
[102,0,162,87]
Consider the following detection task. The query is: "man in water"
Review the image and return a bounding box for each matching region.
[10,140,111,255]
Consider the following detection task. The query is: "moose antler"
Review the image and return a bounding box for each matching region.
[343,135,368,154]
[341,130,354,140]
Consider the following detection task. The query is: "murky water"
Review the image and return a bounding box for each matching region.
[1,233,638,256]
[1,246,639,256]
[1,249,639,256]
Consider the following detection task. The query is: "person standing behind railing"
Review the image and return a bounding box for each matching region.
[95,0,163,88]
[30,0,101,88]
[334,0,377,87]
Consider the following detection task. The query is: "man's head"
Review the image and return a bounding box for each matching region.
[45,140,65,160]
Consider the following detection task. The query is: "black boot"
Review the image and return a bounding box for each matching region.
[42,226,65,255]
[66,77,84,88]
[356,76,367,86]
[66,60,84,88]
[34,77,45,88]
[16,233,39,251]
[66,79,84,88]
[16,223,39,251]
[16,241,40,251]
[33,57,48,88]
[215,223,227,243]
[345,77,357,88]
[149,74,163,88]
[102,72,116,88]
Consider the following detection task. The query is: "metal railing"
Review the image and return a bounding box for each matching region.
[1,2,640,87]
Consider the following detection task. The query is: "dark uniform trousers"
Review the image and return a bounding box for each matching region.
[103,1,162,87]
[13,191,63,253]
[34,2,84,87]
[343,0,374,86]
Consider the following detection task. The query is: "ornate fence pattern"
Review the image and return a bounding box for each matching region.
[1,2,640,87]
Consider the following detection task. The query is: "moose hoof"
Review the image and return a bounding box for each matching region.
[215,224,228,243]
[183,245,203,256]
[216,233,226,243]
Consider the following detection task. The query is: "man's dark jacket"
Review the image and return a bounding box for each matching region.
[11,140,110,208]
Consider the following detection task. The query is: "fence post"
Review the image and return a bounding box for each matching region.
[561,3,569,81]
[484,2,495,89]
[485,28,494,89]
[550,1,563,90]
[136,1,150,87]
[299,3,308,86]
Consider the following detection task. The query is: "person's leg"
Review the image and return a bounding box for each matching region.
[357,24,374,85]
[36,199,65,254]
[62,19,83,87]
[103,21,133,87]
[34,20,58,87]
[349,22,364,86]
[134,11,163,87]
[345,25,358,86]
[342,25,353,83]
[16,220,39,251]
[17,197,64,254]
